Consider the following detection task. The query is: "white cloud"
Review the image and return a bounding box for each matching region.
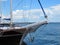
[9,4,60,22]
[50,4,60,15]
[12,8,52,22]
[1,4,60,22]
[12,9,41,20]
[48,4,60,22]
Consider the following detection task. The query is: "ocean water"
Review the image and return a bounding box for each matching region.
[24,23,60,45]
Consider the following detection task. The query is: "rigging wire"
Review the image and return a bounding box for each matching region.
[22,0,26,22]
[27,0,48,43]
[0,0,2,23]
[28,0,32,21]
[13,0,24,10]
[28,33,35,42]
[22,0,35,43]
[13,0,24,22]
[38,0,47,20]
[27,24,48,43]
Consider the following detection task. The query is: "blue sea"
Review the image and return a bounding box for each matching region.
[23,23,60,45]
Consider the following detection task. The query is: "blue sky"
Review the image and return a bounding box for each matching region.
[0,0,60,22]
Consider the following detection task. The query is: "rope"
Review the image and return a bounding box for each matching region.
[28,32,35,42]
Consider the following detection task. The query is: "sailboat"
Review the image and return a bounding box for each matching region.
[0,0,48,45]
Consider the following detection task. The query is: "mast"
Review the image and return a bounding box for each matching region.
[0,0,2,23]
[10,0,13,27]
